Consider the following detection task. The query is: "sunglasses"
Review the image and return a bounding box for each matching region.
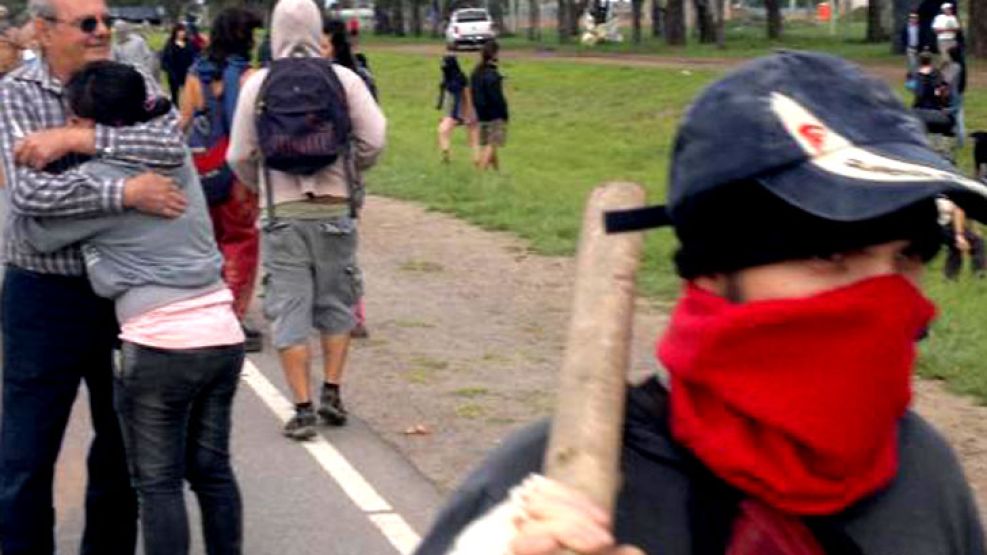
[44,13,115,34]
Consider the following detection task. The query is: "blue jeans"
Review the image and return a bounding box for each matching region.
[115,341,245,555]
[0,266,137,555]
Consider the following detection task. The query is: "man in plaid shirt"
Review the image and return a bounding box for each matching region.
[0,1,191,552]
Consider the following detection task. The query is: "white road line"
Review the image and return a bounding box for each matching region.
[241,360,422,555]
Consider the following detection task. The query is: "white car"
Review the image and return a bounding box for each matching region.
[445,8,496,50]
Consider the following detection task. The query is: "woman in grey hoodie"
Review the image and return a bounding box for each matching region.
[18,61,245,555]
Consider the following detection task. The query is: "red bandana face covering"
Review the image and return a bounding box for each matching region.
[658,275,936,515]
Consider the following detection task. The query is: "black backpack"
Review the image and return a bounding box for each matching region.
[256,55,352,175]
[256,55,362,220]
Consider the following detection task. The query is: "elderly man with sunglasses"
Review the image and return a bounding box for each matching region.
[0,0,191,553]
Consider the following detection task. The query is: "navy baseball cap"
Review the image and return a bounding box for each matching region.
[607,51,987,236]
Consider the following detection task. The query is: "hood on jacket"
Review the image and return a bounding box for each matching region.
[271,0,323,60]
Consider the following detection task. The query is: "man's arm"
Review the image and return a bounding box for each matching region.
[227,71,263,191]
[0,82,125,217]
[1,82,189,218]
[339,66,387,171]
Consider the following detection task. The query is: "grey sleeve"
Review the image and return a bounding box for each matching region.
[17,214,115,253]
[413,421,549,555]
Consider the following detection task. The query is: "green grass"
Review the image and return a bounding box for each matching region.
[365,20,898,62]
[367,50,987,403]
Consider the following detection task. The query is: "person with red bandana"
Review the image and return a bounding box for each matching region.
[413,51,987,555]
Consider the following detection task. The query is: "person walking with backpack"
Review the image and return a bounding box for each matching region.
[180,7,265,353]
[227,0,386,440]
[470,40,508,171]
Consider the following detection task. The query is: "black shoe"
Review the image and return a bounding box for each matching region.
[350,324,369,339]
[318,386,348,426]
[283,408,317,440]
[242,325,263,353]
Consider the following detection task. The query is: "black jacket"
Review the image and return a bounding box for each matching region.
[470,63,509,122]
[415,377,985,555]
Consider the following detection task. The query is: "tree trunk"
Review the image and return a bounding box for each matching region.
[529,0,542,40]
[866,0,888,42]
[764,0,782,39]
[713,0,725,48]
[632,0,644,42]
[971,0,987,58]
[889,0,910,53]
[665,0,686,44]
[558,0,570,41]
[652,0,664,37]
[570,0,588,36]
[411,0,423,36]
[693,0,716,42]
[393,0,406,36]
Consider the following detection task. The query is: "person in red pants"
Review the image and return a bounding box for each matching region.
[180,7,264,352]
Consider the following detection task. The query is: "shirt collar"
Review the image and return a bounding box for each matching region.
[13,58,64,95]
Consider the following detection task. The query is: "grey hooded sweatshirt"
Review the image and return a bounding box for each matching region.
[18,156,224,323]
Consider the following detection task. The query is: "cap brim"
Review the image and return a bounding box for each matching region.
[758,141,987,224]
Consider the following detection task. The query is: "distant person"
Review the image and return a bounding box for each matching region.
[470,40,508,171]
[321,16,374,339]
[941,45,966,147]
[227,0,386,440]
[112,20,157,77]
[937,197,985,280]
[902,11,921,84]
[160,23,198,103]
[323,17,377,100]
[19,60,245,555]
[912,51,955,160]
[181,7,265,353]
[436,54,478,164]
[932,2,960,60]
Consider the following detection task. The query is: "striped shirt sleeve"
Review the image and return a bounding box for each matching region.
[0,80,125,217]
[93,69,187,167]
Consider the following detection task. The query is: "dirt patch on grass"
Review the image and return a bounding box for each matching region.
[346,195,987,523]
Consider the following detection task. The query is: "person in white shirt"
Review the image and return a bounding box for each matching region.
[931,3,960,62]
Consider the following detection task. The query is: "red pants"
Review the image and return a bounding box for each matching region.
[209,181,260,320]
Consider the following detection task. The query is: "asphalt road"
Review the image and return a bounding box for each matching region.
[0,346,444,554]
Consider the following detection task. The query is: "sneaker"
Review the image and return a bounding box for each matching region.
[242,325,263,353]
[318,386,348,426]
[350,324,369,339]
[283,408,317,440]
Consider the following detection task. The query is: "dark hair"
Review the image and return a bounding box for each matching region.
[66,61,172,127]
[168,22,186,44]
[471,40,499,82]
[441,54,466,88]
[323,17,357,71]
[207,7,262,64]
[919,50,934,66]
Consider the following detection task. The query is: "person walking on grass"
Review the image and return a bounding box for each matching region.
[415,51,987,555]
[19,60,245,555]
[0,0,189,551]
[470,40,508,171]
[436,54,478,164]
[227,0,385,440]
[160,23,198,104]
[180,7,265,353]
